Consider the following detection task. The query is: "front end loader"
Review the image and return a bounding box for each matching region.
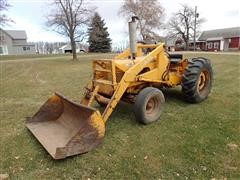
[26,17,213,159]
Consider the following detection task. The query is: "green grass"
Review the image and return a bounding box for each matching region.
[0,53,69,61]
[0,52,113,61]
[0,53,239,179]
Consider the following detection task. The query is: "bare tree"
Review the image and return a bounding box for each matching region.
[46,0,93,60]
[119,0,164,42]
[0,0,13,27]
[168,4,205,50]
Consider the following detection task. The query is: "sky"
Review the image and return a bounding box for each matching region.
[5,0,240,43]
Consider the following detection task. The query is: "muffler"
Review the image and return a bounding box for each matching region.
[128,16,139,59]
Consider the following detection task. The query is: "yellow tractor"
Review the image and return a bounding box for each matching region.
[26,17,213,159]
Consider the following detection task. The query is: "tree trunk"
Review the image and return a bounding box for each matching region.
[70,36,77,61]
[185,39,189,50]
[185,29,189,50]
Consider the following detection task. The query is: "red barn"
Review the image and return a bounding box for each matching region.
[198,27,240,51]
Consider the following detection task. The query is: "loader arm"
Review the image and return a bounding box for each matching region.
[102,43,169,122]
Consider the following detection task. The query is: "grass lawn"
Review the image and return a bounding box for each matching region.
[0,53,70,61]
[0,53,239,179]
[0,53,112,61]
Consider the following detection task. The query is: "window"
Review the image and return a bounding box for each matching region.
[214,42,219,49]
[207,42,213,49]
[23,46,31,51]
[0,35,4,41]
[0,47,3,54]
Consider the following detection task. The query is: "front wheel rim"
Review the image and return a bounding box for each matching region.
[146,98,156,114]
[145,96,161,119]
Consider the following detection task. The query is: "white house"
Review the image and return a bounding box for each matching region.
[0,29,35,55]
[59,43,87,53]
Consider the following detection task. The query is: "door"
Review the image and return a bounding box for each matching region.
[223,39,229,51]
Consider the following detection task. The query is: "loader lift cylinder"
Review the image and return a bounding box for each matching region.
[128,16,138,59]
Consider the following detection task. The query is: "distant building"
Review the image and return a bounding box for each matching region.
[59,43,87,53]
[165,27,240,51]
[197,27,240,51]
[187,40,206,51]
[165,37,177,52]
[165,37,185,51]
[0,29,35,55]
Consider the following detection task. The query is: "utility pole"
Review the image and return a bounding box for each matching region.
[193,6,199,51]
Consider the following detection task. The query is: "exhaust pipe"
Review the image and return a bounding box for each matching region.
[128,16,139,59]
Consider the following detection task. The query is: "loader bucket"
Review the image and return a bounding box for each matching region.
[26,93,105,159]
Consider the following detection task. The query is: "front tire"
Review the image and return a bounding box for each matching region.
[182,57,213,103]
[134,87,165,124]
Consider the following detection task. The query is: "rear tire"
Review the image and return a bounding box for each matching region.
[134,87,165,124]
[182,57,213,103]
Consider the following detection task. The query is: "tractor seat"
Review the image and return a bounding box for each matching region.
[168,54,183,64]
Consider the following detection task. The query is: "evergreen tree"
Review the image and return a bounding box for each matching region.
[88,13,111,52]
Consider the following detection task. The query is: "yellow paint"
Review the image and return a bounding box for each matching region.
[81,43,188,123]
[197,70,209,92]
[89,111,105,138]
[168,72,182,86]
[87,85,99,106]
[114,48,130,59]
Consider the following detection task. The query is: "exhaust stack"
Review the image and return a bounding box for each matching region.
[128,16,139,59]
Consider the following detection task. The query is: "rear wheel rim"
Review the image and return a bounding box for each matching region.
[197,70,209,92]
